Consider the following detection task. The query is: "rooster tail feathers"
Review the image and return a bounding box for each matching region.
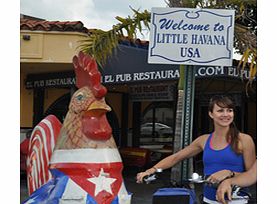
[26,115,62,195]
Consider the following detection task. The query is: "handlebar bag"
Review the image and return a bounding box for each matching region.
[152,187,197,204]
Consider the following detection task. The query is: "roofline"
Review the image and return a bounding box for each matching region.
[20,14,45,21]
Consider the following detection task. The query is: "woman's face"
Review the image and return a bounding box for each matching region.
[209,103,234,127]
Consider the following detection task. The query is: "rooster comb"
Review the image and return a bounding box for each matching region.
[72,51,107,98]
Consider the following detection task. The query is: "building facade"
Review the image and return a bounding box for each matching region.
[20,17,257,165]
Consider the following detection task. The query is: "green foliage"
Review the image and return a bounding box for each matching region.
[80,0,257,84]
[79,8,150,66]
[79,29,118,67]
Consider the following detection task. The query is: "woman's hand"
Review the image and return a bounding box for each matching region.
[136,167,157,183]
[136,171,149,183]
[216,179,232,204]
[206,169,233,184]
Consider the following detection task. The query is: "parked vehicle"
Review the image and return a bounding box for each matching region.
[140,122,173,137]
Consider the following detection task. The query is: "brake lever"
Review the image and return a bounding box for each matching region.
[142,168,163,184]
[231,185,251,200]
[188,173,219,188]
[143,174,157,184]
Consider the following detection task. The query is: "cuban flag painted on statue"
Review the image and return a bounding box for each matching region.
[23,148,132,204]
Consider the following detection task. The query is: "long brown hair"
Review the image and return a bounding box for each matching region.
[208,95,241,154]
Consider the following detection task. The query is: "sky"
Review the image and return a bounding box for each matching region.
[20,0,168,39]
[20,0,246,58]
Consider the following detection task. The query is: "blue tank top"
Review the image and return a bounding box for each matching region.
[203,133,245,201]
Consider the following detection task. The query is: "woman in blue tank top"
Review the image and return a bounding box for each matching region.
[137,95,256,203]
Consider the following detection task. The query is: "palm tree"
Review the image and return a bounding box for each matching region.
[79,0,257,182]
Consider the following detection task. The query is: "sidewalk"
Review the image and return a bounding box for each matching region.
[20,168,171,204]
[20,168,256,204]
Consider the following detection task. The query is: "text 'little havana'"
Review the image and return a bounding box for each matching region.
[155,18,227,59]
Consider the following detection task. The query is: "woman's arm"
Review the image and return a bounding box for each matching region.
[216,135,257,204]
[240,133,256,170]
[216,160,257,204]
[136,135,207,183]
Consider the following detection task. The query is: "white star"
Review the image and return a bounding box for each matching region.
[25,196,38,204]
[87,168,117,196]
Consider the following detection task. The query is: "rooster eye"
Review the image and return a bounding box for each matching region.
[76,94,84,101]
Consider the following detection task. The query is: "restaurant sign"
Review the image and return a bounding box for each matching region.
[25,66,252,89]
[129,84,176,101]
[148,8,235,66]
[25,72,76,89]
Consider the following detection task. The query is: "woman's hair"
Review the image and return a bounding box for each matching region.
[208,95,241,154]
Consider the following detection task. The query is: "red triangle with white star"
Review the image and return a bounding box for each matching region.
[54,162,123,204]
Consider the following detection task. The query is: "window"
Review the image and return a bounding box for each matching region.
[140,102,174,145]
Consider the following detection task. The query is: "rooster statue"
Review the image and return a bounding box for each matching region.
[23,51,131,204]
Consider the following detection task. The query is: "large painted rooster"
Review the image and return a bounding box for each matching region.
[23,52,131,204]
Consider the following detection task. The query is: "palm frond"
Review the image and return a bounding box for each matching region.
[79,8,151,66]
[236,47,256,96]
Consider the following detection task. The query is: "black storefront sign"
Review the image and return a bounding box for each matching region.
[25,65,252,89]
[195,65,252,79]
[25,71,76,89]
[25,45,254,89]
[102,70,180,84]
[27,67,252,89]
[129,84,176,101]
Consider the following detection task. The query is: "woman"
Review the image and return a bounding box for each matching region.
[136,95,256,204]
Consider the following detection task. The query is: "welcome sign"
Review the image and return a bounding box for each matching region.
[148,8,235,66]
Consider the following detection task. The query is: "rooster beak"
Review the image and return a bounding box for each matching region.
[87,100,111,112]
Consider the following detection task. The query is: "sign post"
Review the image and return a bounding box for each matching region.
[148,7,235,182]
[181,65,195,180]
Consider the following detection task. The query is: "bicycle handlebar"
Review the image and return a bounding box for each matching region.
[142,168,163,184]
[143,174,158,184]
[142,171,251,200]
